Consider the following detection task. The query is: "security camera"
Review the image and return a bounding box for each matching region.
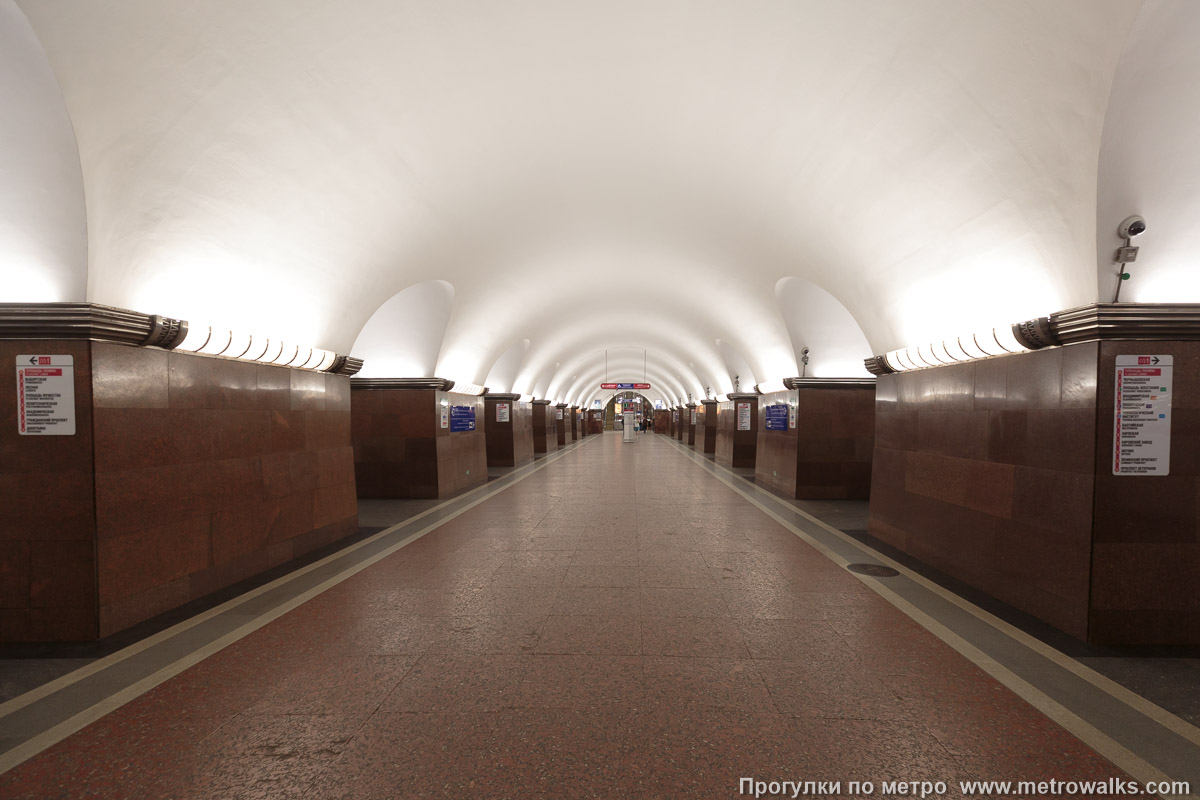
[1119,215,1146,239]
[800,347,810,357]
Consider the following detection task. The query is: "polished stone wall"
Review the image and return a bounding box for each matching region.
[2,340,359,642]
[698,401,717,453]
[351,389,486,499]
[683,406,696,446]
[1090,342,1200,644]
[715,398,757,468]
[1,340,96,641]
[653,409,670,434]
[755,386,875,500]
[868,344,1099,640]
[532,401,559,454]
[484,397,534,468]
[555,406,567,446]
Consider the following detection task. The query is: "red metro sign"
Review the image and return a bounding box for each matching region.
[601,383,651,390]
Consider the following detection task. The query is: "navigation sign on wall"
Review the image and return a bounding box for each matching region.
[16,355,76,435]
[601,383,651,390]
[764,404,788,431]
[1113,355,1172,475]
[555,408,563,420]
[450,405,476,432]
[440,404,449,428]
[737,402,752,431]
[496,402,510,423]
[690,408,697,425]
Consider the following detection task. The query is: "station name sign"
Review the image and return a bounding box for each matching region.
[601,383,651,390]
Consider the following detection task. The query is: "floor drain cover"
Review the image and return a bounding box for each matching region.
[847,563,900,578]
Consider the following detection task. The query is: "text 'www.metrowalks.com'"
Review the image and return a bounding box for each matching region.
[740,777,1192,798]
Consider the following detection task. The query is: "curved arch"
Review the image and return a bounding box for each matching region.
[774,277,873,377]
[1097,0,1200,303]
[0,0,86,303]
[483,339,530,395]
[557,349,694,409]
[715,339,758,392]
[14,1,1142,360]
[351,280,454,378]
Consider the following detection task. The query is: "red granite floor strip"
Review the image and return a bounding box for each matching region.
[0,434,1133,799]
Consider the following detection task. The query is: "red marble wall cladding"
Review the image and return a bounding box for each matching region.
[698,402,717,453]
[755,391,796,496]
[715,399,757,468]
[1090,342,1200,645]
[653,409,670,434]
[867,344,1099,640]
[796,386,875,499]
[484,398,534,468]
[532,402,559,454]
[555,407,567,446]
[684,407,696,445]
[586,410,604,435]
[1,341,359,642]
[351,390,486,499]
[90,343,358,638]
[0,340,98,642]
[755,387,875,500]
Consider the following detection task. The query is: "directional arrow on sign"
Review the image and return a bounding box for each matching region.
[28,356,37,365]
[1152,356,1160,364]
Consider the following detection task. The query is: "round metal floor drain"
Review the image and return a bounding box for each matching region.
[847,563,900,578]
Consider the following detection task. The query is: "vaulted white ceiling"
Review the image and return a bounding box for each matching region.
[8,0,1199,401]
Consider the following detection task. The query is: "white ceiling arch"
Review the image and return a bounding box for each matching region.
[557,349,690,409]
[0,0,86,303]
[352,280,454,379]
[8,0,1171,377]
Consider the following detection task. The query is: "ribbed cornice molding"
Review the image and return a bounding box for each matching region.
[727,392,760,400]
[487,392,521,401]
[784,377,875,389]
[350,377,455,391]
[1050,303,1200,344]
[0,302,188,349]
[0,302,363,374]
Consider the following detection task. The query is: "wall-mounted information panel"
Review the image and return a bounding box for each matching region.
[1113,354,1172,475]
[16,355,75,435]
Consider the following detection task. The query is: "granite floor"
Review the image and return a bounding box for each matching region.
[0,434,1162,798]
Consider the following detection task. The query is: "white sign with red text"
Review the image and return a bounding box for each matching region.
[16,355,76,435]
[1113,355,1172,476]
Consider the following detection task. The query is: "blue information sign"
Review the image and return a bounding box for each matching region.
[764,404,789,431]
[449,405,476,432]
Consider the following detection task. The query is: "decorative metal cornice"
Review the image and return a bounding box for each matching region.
[1050,303,1200,344]
[488,392,521,401]
[0,302,363,374]
[555,403,568,408]
[0,302,189,349]
[1011,316,1057,349]
[532,399,551,405]
[784,377,875,389]
[701,398,718,405]
[350,377,455,391]
[329,356,364,376]
[863,356,895,376]
[727,392,760,400]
